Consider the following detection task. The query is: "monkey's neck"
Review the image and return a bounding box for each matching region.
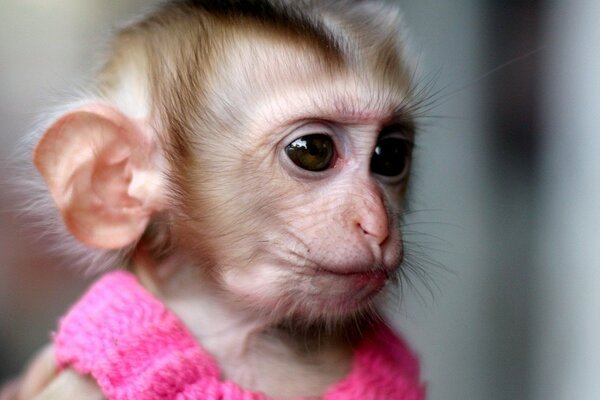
[132,253,355,399]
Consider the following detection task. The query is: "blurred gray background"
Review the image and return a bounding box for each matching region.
[1,1,599,399]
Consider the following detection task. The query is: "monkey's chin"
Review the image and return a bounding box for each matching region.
[291,290,385,326]
[288,272,390,322]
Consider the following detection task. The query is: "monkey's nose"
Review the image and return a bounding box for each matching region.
[353,202,390,248]
[347,179,391,248]
[357,219,390,247]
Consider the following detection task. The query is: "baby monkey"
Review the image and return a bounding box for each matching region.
[3,0,425,399]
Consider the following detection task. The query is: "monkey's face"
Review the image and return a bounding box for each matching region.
[31,2,416,325]
[175,40,414,322]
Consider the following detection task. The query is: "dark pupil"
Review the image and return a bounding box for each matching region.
[370,137,409,177]
[286,134,334,172]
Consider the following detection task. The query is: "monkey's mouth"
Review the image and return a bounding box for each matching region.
[317,268,390,286]
[298,268,391,316]
[308,267,392,305]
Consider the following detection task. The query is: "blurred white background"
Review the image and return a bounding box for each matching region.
[1,1,599,399]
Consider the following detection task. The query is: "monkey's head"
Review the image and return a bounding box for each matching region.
[33,1,417,324]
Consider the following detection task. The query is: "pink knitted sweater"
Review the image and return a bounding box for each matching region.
[53,272,425,399]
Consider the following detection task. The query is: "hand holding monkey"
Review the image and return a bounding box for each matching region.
[3,1,425,399]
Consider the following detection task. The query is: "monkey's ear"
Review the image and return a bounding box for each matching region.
[34,105,164,250]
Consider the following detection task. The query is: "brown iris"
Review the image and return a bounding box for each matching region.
[285,134,334,172]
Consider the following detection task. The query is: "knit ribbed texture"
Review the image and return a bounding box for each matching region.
[54,272,425,400]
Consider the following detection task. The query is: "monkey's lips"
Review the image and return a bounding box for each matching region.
[302,267,392,314]
[312,267,392,301]
[319,268,390,286]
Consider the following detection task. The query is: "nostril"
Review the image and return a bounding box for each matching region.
[358,221,389,246]
[358,223,369,236]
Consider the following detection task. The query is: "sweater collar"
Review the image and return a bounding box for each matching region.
[54,271,424,400]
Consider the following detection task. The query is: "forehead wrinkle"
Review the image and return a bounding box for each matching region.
[248,71,414,130]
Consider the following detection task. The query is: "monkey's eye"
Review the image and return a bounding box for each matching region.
[285,134,334,172]
[370,137,411,178]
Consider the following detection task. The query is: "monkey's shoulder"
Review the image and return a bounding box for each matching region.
[1,344,104,400]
